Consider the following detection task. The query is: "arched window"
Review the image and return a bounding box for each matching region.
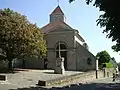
[56,44,67,50]
[55,42,67,58]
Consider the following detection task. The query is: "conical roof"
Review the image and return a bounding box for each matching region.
[51,5,64,15]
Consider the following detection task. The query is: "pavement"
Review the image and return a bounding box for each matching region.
[0,69,120,90]
[0,82,19,90]
[0,69,83,90]
[0,77,120,90]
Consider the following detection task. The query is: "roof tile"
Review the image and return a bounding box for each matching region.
[41,20,72,33]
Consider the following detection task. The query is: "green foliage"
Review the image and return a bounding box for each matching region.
[69,0,120,53]
[69,0,92,4]
[96,50,111,65]
[117,62,120,70]
[105,62,113,68]
[0,8,47,70]
[94,0,120,53]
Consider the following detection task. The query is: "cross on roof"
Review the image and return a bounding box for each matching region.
[57,0,59,6]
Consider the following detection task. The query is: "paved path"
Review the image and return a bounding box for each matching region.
[0,82,18,90]
[0,69,120,90]
[0,69,83,90]
[0,77,120,90]
[0,69,83,87]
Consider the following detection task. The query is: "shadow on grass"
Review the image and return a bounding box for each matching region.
[9,83,120,90]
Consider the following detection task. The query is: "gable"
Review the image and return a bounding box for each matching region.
[47,27,74,33]
[41,20,72,34]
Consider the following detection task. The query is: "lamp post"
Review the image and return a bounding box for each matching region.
[96,57,99,79]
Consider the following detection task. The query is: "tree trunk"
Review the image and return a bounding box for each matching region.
[8,59,12,71]
[6,48,14,72]
[22,58,25,69]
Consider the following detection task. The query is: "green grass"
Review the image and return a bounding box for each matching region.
[105,62,113,68]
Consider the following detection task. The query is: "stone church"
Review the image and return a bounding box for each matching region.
[40,6,96,71]
[11,5,96,71]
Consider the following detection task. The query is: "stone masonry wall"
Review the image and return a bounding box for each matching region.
[76,42,96,71]
[73,68,115,83]
[45,68,115,86]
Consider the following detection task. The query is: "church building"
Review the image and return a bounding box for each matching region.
[41,6,96,71]
[12,5,96,71]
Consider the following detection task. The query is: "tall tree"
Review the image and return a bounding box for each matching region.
[96,50,111,65]
[69,0,120,53]
[117,62,120,71]
[0,8,47,71]
[111,57,117,68]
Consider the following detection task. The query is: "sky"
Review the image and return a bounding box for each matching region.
[0,0,120,62]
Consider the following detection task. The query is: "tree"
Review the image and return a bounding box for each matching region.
[111,57,118,68]
[96,50,111,65]
[0,8,47,71]
[69,0,92,4]
[111,57,116,63]
[117,62,120,71]
[69,0,120,53]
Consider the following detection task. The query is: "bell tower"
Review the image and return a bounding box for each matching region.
[50,6,65,22]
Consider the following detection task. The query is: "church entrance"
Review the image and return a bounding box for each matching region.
[55,42,67,70]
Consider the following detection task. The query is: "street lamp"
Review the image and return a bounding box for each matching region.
[96,56,99,79]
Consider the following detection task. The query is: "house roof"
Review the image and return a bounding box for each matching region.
[50,6,64,15]
[41,20,73,33]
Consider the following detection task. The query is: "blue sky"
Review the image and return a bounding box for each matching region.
[0,0,120,62]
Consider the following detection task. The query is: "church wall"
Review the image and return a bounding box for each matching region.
[67,48,76,70]
[44,31,75,49]
[76,42,96,71]
[44,30,76,70]
[47,50,56,69]
[74,36,84,45]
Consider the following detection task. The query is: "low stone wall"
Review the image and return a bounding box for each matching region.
[104,68,115,77]
[81,68,115,82]
[38,71,96,86]
[37,71,97,86]
[38,68,115,86]
[71,68,115,83]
